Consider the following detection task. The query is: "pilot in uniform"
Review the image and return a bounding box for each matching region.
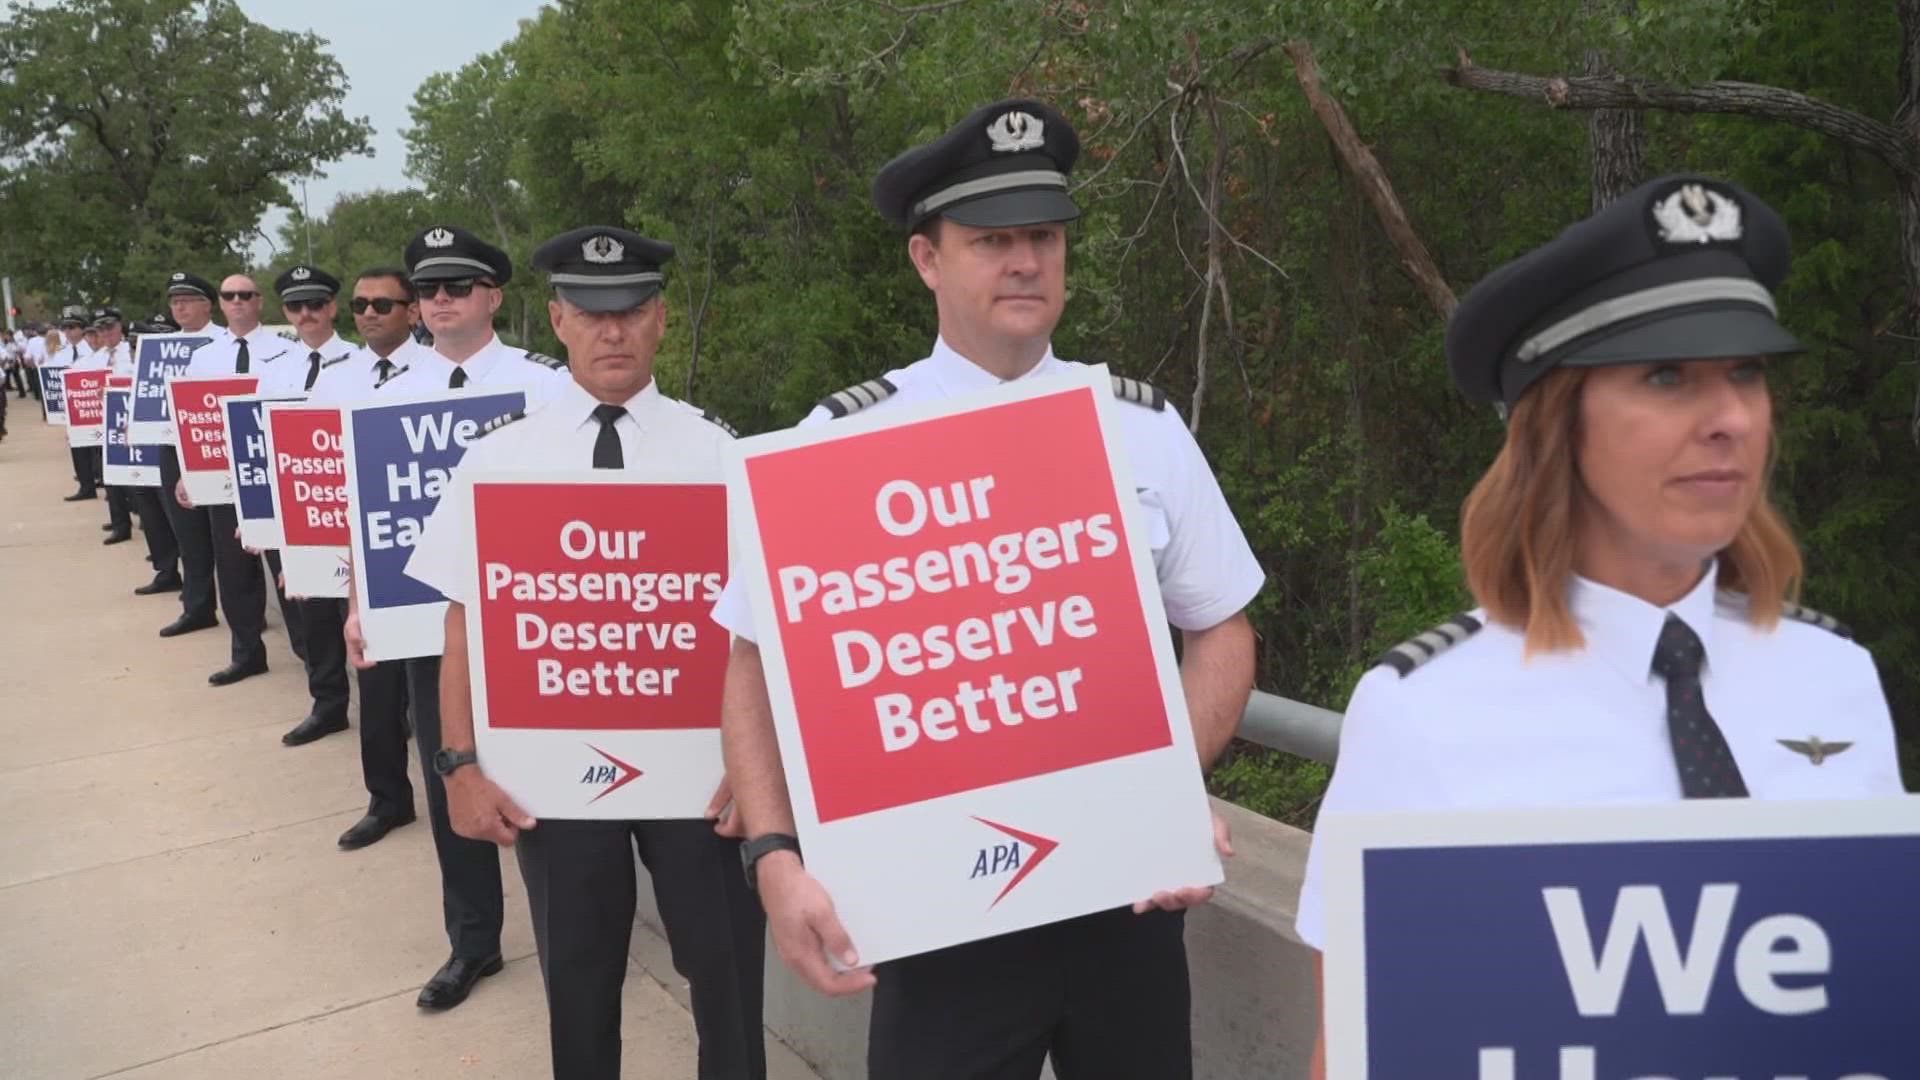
[405,224,767,1080]
[74,307,136,542]
[1294,177,1908,1061]
[51,306,96,501]
[152,272,228,628]
[376,224,568,1012]
[181,297,298,685]
[711,99,1266,1080]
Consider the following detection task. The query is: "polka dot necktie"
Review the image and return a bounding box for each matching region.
[1650,614,1749,798]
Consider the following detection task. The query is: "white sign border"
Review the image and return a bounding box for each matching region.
[62,369,109,448]
[459,468,730,821]
[722,362,1221,966]
[102,384,160,487]
[166,374,258,505]
[1320,795,1920,1079]
[40,364,69,426]
[261,399,349,598]
[224,392,304,550]
[133,332,213,444]
[341,387,531,662]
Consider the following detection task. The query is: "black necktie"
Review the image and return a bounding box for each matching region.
[449,367,468,389]
[374,359,394,387]
[234,339,250,374]
[1651,615,1749,798]
[304,350,322,391]
[591,404,626,469]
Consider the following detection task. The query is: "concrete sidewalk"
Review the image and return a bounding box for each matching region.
[0,417,820,1079]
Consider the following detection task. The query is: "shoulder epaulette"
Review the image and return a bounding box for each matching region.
[1376,613,1484,677]
[525,351,567,371]
[1111,375,1167,411]
[319,355,350,370]
[818,377,897,419]
[476,410,526,438]
[693,408,738,438]
[1780,601,1853,639]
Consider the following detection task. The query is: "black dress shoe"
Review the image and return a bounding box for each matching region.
[337,811,416,850]
[417,953,504,1010]
[159,613,218,637]
[281,713,348,746]
[134,574,183,596]
[101,522,115,531]
[208,658,268,686]
[102,530,132,545]
[63,490,96,501]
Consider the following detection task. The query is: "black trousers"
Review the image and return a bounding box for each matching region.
[866,907,1192,1080]
[69,446,95,492]
[6,365,25,396]
[405,655,503,961]
[26,366,41,400]
[261,549,309,663]
[206,504,266,668]
[516,819,767,1080]
[158,449,215,621]
[105,483,132,534]
[300,598,350,724]
[132,487,179,576]
[358,658,413,821]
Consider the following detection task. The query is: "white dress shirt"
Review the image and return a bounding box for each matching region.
[183,325,298,380]
[708,335,1266,641]
[404,375,733,604]
[304,339,436,407]
[258,332,355,396]
[377,334,567,407]
[1292,563,1906,949]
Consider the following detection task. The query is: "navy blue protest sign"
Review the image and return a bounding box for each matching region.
[341,389,525,660]
[41,364,69,425]
[132,333,212,443]
[1321,799,1920,1080]
[224,393,305,550]
[103,382,161,486]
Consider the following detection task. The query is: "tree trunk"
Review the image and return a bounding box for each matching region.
[1287,41,1458,318]
[1582,0,1647,210]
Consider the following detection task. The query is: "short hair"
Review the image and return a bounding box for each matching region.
[1458,366,1802,655]
[356,267,416,302]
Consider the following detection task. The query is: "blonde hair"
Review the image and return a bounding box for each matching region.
[1459,367,1802,654]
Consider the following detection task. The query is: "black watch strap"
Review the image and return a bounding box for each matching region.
[740,833,802,891]
[433,747,479,777]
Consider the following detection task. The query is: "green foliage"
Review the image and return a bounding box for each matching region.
[1208,749,1330,828]
[0,0,372,308]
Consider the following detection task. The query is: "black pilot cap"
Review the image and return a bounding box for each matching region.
[872,98,1081,232]
[531,226,675,313]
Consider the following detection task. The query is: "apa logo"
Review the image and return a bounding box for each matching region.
[968,817,1060,909]
[579,745,643,804]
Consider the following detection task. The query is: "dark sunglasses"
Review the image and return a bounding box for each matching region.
[282,298,330,313]
[349,297,410,315]
[219,290,259,301]
[416,280,492,300]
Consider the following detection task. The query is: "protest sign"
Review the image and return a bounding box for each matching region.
[40,364,68,425]
[62,368,111,448]
[724,364,1218,964]
[103,378,161,486]
[341,389,527,660]
[1319,797,1920,1080]
[262,402,348,598]
[461,471,729,819]
[166,375,258,505]
[223,393,306,549]
[131,333,212,443]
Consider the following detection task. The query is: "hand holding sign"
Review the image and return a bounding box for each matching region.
[757,854,877,997]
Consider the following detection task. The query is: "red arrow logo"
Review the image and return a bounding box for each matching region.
[973,817,1060,908]
[586,745,644,804]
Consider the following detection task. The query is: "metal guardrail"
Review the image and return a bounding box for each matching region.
[1236,690,1342,764]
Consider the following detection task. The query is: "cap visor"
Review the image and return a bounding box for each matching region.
[940,188,1081,229]
[1560,306,1805,367]
[279,287,332,303]
[555,283,661,313]
[165,286,210,299]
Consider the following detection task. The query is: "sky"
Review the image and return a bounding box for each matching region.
[234,0,550,261]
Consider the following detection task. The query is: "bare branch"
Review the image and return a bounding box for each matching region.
[1169,99,1290,279]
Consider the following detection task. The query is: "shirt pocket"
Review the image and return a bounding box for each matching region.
[1134,487,1173,555]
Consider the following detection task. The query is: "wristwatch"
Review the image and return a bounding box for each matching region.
[432,746,480,777]
[740,833,802,892]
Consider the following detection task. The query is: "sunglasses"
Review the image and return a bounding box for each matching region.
[282,298,330,314]
[416,280,493,300]
[349,297,410,315]
[219,290,259,301]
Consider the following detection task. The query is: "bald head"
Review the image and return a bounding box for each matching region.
[219,274,262,335]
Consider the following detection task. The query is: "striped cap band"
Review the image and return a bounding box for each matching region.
[1517,277,1775,363]
[410,255,497,279]
[549,271,663,288]
[913,169,1069,220]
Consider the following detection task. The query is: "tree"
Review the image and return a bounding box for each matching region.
[0,0,371,307]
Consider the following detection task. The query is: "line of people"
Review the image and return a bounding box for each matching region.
[27,91,1908,1080]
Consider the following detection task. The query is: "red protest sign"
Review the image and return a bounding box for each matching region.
[62,369,111,430]
[167,376,259,473]
[470,480,729,731]
[267,406,348,545]
[743,385,1170,824]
